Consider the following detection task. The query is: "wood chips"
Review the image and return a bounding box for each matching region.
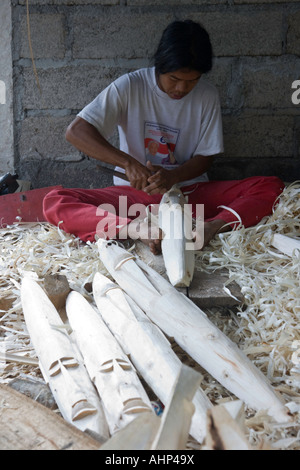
[0,182,299,450]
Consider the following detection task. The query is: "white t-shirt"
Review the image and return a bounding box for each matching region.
[78,67,223,187]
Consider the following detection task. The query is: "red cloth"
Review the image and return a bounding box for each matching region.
[43,176,284,243]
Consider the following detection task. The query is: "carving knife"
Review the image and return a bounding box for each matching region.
[97,163,129,182]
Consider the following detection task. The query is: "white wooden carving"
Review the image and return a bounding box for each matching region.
[151,364,202,450]
[66,290,153,435]
[158,186,195,287]
[20,277,109,438]
[100,413,161,451]
[93,271,212,443]
[271,233,300,257]
[96,239,292,424]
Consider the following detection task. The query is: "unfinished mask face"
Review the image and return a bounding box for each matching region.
[56,360,98,421]
[65,290,153,434]
[49,356,79,377]
[99,357,132,373]
[21,277,109,438]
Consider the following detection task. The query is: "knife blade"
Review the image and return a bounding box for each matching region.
[96,163,129,182]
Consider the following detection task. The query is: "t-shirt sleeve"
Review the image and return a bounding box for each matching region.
[193,88,224,157]
[77,79,125,140]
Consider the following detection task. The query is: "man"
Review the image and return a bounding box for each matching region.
[43,20,284,254]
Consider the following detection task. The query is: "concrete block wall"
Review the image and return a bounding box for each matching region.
[11,0,300,189]
[0,0,15,175]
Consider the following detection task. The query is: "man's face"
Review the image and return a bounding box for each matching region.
[157,68,202,100]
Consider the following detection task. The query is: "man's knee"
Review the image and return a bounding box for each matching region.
[43,188,73,224]
[246,175,285,197]
[261,176,285,197]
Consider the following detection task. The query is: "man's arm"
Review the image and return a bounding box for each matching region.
[66,117,152,190]
[144,154,215,195]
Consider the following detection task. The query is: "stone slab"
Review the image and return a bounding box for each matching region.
[133,241,244,309]
[178,269,244,309]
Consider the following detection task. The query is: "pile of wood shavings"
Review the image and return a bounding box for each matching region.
[0,182,299,450]
[0,221,109,383]
[195,181,300,449]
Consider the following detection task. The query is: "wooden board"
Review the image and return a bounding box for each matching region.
[0,385,101,450]
[0,185,63,225]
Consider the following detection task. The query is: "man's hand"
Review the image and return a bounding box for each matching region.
[66,118,154,192]
[124,159,153,191]
[143,161,177,195]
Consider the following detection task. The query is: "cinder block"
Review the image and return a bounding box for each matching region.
[17,157,113,190]
[195,11,283,57]
[22,66,131,110]
[72,10,174,59]
[222,114,294,158]
[127,0,225,4]
[72,9,283,60]
[18,115,82,162]
[287,10,300,55]
[19,0,118,4]
[205,57,242,110]
[18,113,120,164]
[241,57,300,109]
[20,14,65,59]
[0,0,14,174]
[234,0,300,3]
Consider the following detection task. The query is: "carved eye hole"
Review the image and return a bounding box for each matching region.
[99,358,132,373]
[71,399,97,421]
[116,358,131,370]
[49,357,79,377]
[99,359,114,373]
[122,398,152,415]
[114,253,136,270]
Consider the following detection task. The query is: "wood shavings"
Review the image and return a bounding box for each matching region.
[0,183,299,449]
[0,222,109,386]
[195,182,300,448]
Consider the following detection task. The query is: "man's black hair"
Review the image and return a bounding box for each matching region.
[153,20,213,75]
